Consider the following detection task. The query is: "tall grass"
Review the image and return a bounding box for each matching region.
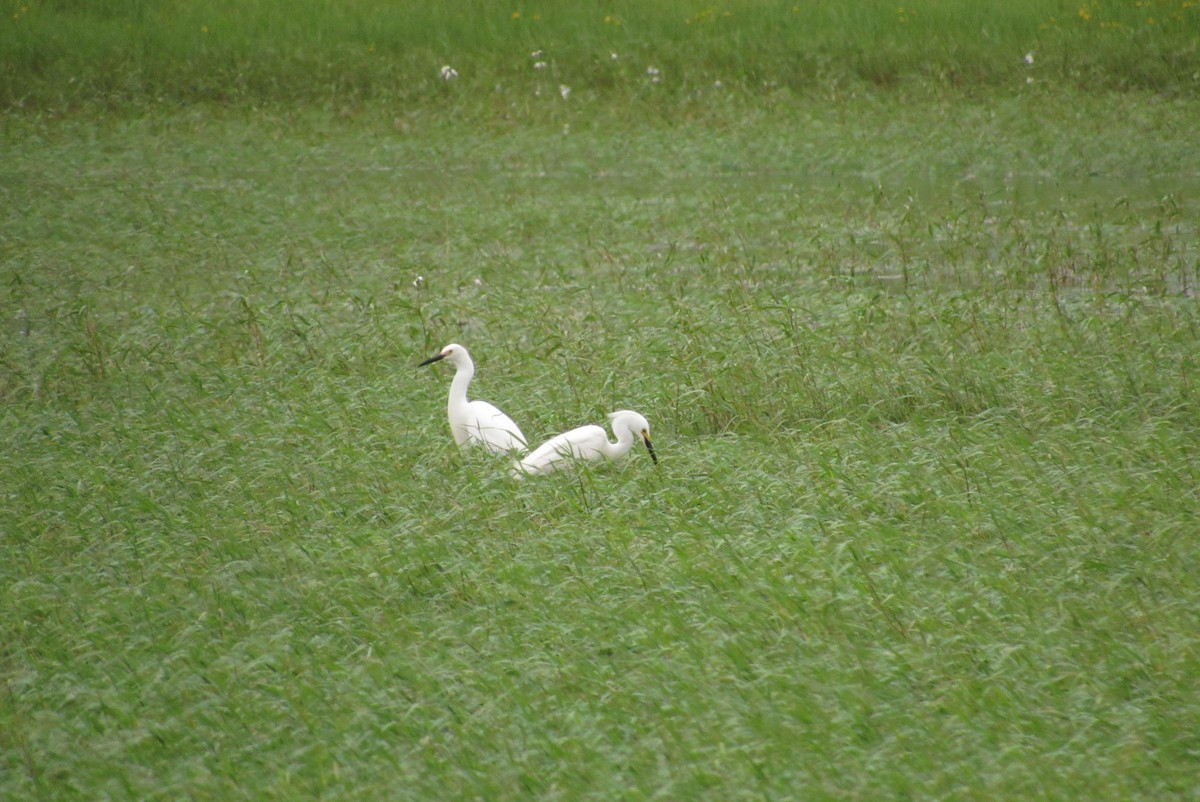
[3,0,1198,111]
[3,85,1199,798]
[3,0,1200,798]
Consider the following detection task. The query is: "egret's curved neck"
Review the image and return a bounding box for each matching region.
[606,423,637,459]
[448,360,474,413]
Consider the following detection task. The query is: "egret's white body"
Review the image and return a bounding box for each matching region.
[418,343,528,455]
[515,410,657,477]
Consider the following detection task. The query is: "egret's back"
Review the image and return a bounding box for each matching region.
[456,399,528,454]
[516,424,609,476]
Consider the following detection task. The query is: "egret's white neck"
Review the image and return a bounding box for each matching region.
[448,359,475,414]
[606,423,637,460]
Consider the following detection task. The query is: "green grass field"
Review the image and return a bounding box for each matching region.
[3,1,1200,800]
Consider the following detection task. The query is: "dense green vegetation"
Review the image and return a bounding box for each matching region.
[3,0,1198,112]
[3,2,1198,800]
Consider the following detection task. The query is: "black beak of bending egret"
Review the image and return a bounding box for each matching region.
[642,433,658,464]
[417,352,447,367]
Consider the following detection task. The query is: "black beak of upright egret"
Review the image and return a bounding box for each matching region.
[642,431,658,464]
[417,351,448,367]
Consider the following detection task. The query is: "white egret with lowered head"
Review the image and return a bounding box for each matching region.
[418,343,528,455]
[514,409,657,477]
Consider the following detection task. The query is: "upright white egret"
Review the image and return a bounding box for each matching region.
[418,343,528,455]
[514,410,657,477]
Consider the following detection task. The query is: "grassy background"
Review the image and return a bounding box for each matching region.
[3,1,1200,800]
[3,0,1199,111]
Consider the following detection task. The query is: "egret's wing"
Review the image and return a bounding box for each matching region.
[518,424,608,475]
[462,400,528,454]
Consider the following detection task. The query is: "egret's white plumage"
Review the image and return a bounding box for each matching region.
[515,410,657,477]
[418,343,528,455]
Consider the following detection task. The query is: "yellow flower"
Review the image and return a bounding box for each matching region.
[1078,6,1092,20]
[511,11,521,19]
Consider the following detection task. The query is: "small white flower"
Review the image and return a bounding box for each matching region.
[533,61,547,71]
[413,275,425,289]
[713,79,723,88]
[646,66,660,77]
[440,65,459,81]
[559,84,571,100]
[1026,76,1035,84]
[610,52,619,61]
[1024,52,1035,65]
[473,277,483,287]
[531,50,544,59]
